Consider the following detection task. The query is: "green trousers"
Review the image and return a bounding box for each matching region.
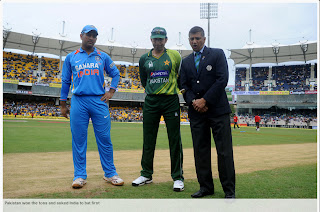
[140,94,184,181]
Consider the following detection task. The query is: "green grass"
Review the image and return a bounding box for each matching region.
[20,163,317,199]
[3,119,317,199]
[231,127,317,146]
[3,119,317,153]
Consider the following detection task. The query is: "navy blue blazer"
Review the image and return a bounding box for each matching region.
[180,46,231,118]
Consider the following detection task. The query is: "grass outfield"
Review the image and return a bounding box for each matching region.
[20,164,317,199]
[3,119,317,199]
[3,119,317,153]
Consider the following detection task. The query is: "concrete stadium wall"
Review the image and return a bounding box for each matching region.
[3,83,67,98]
[3,83,18,92]
[3,83,186,103]
[236,94,317,109]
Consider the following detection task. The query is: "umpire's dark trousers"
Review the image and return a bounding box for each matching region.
[140,94,184,181]
[190,113,235,196]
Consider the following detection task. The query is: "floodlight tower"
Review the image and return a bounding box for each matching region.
[3,22,12,49]
[246,29,254,88]
[200,3,218,47]
[299,38,308,63]
[271,41,280,65]
[176,32,183,54]
[32,29,41,55]
[59,21,67,72]
[131,42,138,65]
[59,21,67,37]
[108,27,115,58]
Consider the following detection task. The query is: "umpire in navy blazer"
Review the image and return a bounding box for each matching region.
[180,26,235,198]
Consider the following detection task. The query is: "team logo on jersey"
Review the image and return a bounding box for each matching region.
[77,69,99,78]
[76,63,100,78]
[206,65,212,71]
[148,61,153,68]
[77,63,99,69]
[164,60,170,66]
[95,56,101,61]
[150,70,169,78]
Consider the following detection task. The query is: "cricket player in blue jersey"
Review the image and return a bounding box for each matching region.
[60,25,124,188]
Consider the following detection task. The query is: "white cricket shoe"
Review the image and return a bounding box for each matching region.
[173,180,184,192]
[132,176,153,186]
[103,175,124,186]
[72,178,87,189]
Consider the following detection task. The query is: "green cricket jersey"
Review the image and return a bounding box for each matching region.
[139,48,181,95]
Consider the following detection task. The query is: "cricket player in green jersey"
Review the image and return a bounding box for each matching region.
[132,27,184,192]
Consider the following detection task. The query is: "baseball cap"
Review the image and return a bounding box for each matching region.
[81,25,98,35]
[150,27,167,39]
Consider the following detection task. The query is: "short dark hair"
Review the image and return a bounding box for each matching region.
[189,26,205,37]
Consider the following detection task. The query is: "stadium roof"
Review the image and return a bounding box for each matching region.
[3,31,193,63]
[228,41,317,65]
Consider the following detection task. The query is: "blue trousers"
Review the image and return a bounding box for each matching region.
[70,95,118,181]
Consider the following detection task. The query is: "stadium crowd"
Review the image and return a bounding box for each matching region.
[40,57,61,84]
[3,51,317,128]
[235,113,317,127]
[113,65,143,90]
[3,99,60,117]
[3,51,146,90]
[109,106,143,122]
[273,64,311,91]
[235,63,317,91]
[3,51,317,92]
[3,52,62,84]
[4,98,316,127]
[3,52,38,83]
[3,99,190,123]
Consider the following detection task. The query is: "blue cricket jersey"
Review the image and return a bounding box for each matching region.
[60,47,120,101]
